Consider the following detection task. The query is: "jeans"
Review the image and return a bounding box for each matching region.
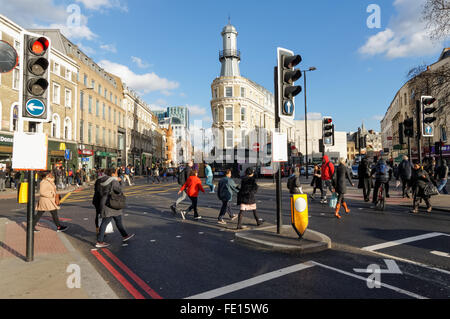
[362,178,371,201]
[185,196,199,217]
[321,180,333,199]
[97,215,128,242]
[437,179,448,194]
[174,190,187,207]
[205,176,214,192]
[0,178,5,191]
[218,200,234,220]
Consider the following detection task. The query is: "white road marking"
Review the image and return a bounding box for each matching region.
[430,251,450,258]
[185,261,315,299]
[362,232,448,252]
[309,261,427,299]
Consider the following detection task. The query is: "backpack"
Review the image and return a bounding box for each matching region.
[376,163,387,175]
[177,168,186,185]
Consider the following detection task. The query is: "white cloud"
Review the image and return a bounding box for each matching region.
[100,43,117,53]
[372,115,384,121]
[75,0,127,11]
[186,105,208,116]
[98,60,180,95]
[76,42,96,56]
[359,0,449,59]
[131,56,151,69]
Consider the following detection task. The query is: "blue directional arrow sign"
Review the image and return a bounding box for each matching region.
[424,125,433,136]
[25,99,46,117]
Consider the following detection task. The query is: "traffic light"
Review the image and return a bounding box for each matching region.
[277,47,302,119]
[403,118,414,138]
[399,122,405,145]
[19,31,51,123]
[421,95,437,137]
[323,117,334,145]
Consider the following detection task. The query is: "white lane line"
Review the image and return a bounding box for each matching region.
[309,261,428,299]
[185,261,315,299]
[430,251,450,258]
[362,232,448,252]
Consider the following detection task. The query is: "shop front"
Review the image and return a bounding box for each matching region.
[0,132,14,168]
[94,150,119,169]
[47,140,78,171]
[142,152,152,174]
[78,148,94,170]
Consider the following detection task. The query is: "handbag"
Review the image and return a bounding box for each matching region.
[329,192,338,209]
[423,182,439,197]
[107,185,126,210]
[99,218,114,234]
[55,193,61,206]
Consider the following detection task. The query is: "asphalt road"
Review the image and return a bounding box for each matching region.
[1,177,449,300]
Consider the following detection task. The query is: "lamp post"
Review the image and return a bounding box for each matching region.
[302,67,317,179]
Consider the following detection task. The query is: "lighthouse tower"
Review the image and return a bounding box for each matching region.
[219,22,240,77]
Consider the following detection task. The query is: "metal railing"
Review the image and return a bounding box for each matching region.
[219,49,241,60]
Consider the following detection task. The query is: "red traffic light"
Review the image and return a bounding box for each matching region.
[29,37,49,55]
[324,118,332,124]
[422,97,436,105]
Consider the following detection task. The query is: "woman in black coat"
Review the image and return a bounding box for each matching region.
[310,165,323,200]
[332,158,354,219]
[410,161,432,213]
[236,168,264,229]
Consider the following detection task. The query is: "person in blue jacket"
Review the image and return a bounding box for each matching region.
[204,162,215,193]
[217,169,239,224]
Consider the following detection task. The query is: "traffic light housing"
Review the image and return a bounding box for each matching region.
[277,47,302,119]
[403,118,414,138]
[323,117,334,146]
[19,31,51,123]
[421,96,437,137]
[399,122,405,145]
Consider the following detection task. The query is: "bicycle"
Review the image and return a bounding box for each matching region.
[375,182,386,211]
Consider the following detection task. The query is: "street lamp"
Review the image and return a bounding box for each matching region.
[302,66,317,179]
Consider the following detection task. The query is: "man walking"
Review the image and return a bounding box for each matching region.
[204,162,215,193]
[320,155,335,204]
[398,156,413,198]
[217,169,239,224]
[358,156,371,202]
[436,159,448,194]
[124,165,133,186]
[170,160,193,215]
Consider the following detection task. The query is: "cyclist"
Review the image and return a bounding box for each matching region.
[370,158,390,208]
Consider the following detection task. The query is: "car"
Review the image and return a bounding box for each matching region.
[351,165,359,179]
[300,166,314,176]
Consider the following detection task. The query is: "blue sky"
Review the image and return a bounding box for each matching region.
[2,0,449,133]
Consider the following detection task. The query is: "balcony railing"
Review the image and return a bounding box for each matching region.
[219,49,241,61]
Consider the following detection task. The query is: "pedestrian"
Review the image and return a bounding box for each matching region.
[332,158,354,219]
[398,156,413,198]
[358,156,372,202]
[287,167,303,194]
[436,159,448,195]
[33,172,68,233]
[68,168,73,186]
[95,168,135,248]
[124,165,133,186]
[320,155,335,204]
[0,166,6,192]
[179,170,205,220]
[162,167,168,182]
[153,165,161,183]
[310,164,323,200]
[204,162,215,193]
[146,166,153,184]
[410,161,433,214]
[92,172,110,235]
[217,169,239,224]
[171,161,193,215]
[236,168,264,230]
[75,169,81,187]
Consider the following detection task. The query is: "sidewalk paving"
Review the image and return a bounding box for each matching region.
[0,217,117,299]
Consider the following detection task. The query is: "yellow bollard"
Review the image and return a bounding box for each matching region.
[291,194,309,238]
[18,182,28,204]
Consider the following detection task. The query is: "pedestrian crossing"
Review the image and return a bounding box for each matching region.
[63,183,180,204]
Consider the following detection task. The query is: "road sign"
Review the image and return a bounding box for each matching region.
[0,40,19,73]
[25,99,45,117]
[424,125,433,136]
[64,149,71,160]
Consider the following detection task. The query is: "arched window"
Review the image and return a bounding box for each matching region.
[51,114,61,138]
[64,117,72,140]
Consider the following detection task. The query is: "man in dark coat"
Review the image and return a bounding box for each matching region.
[398,156,413,198]
[92,173,110,234]
[217,169,240,224]
[358,156,371,202]
[436,159,448,194]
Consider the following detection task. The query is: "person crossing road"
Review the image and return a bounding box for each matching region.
[170,160,193,216]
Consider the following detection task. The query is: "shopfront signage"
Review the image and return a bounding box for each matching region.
[78,149,94,156]
[0,134,14,145]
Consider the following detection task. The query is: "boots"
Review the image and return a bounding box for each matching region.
[335,203,342,219]
[342,201,350,214]
[253,210,264,226]
[236,211,247,230]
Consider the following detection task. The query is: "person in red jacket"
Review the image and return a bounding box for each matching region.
[178,170,205,220]
[320,155,335,204]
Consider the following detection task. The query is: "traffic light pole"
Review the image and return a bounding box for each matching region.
[416,100,423,165]
[304,71,309,179]
[274,66,282,235]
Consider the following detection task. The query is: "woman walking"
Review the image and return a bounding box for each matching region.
[410,161,433,214]
[204,162,215,193]
[236,168,264,230]
[96,168,135,248]
[33,172,68,232]
[310,164,322,200]
[332,158,354,219]
[179,170,205,220]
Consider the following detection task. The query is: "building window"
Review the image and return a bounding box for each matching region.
[65,69,71,81]
[53,83,60,104]
[102,128,105,145]
[96,100,99,117]
[84,74,88,86]
[108,106,111,121]
[13,69,20,90]
[88,96,92,113]
[65,88,72,108]
[64,118,72,140]
[80,120,84,143]
[226,87,232,97]
[91,80,95,91]
[214,87,218,99]
[241,130,247,148]
[114,110,116,124]
[241,87,245,98]
[96,126,99,144]
[104,88,107,99]
[241,107,246,122]
[80,92,84,110]
[88,123,92,143]
[102,103,105,119]
[225,106,233,121]
[225,129,233,148]
[98,84,102,95]
[51,114,61,138]
[54,62,60,75]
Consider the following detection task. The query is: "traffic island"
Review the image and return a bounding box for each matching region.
[235,225,331,254]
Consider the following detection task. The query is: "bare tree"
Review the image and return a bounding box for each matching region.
[423,0,450,40]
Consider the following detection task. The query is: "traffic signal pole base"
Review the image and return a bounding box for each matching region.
[234,225,331,254]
